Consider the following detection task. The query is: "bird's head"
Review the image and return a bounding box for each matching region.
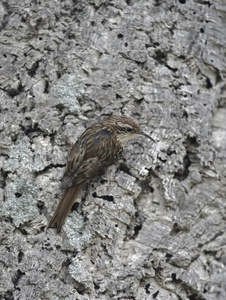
[105,115,155,147]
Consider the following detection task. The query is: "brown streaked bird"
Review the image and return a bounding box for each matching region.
[47,115,155,232]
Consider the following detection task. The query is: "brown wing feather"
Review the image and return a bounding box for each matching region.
[60,145,86,189]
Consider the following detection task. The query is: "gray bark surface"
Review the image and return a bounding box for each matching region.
[0,0,225,299]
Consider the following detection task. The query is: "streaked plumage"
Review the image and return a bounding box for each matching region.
[47,115,154,232]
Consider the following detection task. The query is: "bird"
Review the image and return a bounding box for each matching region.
[47,115,155,232]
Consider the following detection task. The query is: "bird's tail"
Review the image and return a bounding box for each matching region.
[47,183,84,232]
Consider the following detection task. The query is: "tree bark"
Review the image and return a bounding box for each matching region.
[0,1,225,299]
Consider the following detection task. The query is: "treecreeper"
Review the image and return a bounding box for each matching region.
[47,115,155,232]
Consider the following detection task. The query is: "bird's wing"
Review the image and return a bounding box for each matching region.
[63,144,85,175]
[60,145,103,189]
[74,156,103,181]
[60,144,85,189]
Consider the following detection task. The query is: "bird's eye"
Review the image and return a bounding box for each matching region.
[127,127,132,132]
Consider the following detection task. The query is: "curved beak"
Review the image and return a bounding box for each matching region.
[139,131,155,143]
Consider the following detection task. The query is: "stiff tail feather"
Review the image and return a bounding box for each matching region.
[47,183,84,232]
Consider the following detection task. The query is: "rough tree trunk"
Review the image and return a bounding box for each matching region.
[0,0,225,299]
